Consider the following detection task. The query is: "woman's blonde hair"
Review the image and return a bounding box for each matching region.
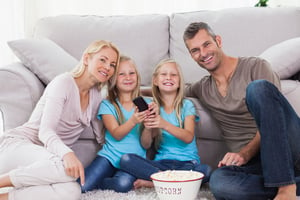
[71,40,120,89]
[152,58,185,148]
[107,55,142,124]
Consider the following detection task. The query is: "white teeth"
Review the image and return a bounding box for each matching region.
[100,71,107,76]
[203,56,213,62]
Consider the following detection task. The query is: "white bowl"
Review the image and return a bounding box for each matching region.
[150,170,204,200]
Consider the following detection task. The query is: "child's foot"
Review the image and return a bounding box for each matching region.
[274,184,296,200]
[133,179,154,189]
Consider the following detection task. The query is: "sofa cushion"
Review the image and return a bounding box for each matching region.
[260,37,300,79]
[34,14,170,86]
[8,38,78,84]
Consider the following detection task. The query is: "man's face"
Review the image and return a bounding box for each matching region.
[185,29,223,72]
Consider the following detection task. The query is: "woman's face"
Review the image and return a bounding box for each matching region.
[85,46,118,83]
[116,60,138,93]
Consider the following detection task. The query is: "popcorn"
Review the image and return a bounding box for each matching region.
[151,170,203,182]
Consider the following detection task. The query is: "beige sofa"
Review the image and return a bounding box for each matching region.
[1,7,300,169]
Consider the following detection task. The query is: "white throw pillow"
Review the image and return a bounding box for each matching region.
[8,38,78,84]
[260,37,300,79]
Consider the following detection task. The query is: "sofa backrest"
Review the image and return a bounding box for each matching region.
[170,7,300,83]
[34,14,170,86]
[33,7,300,85]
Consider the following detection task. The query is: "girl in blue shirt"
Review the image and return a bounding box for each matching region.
[81,55,154,193]
[120,58,212,189]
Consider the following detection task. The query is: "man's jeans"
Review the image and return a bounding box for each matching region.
[209,80,300,200]
[120,153,212,183]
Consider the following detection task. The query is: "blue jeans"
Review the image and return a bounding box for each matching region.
[120,153,212,183]
[209,80,300,200]
[79,155,136,193]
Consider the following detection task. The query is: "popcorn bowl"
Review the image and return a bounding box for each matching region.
[150,170,204,200]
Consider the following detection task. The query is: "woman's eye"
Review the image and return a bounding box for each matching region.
[110,64,116,68]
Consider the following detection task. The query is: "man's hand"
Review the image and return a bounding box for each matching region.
[63,152,85,186]
[218,152,247,167]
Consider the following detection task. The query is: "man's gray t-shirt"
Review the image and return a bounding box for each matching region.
[185,57,280,152]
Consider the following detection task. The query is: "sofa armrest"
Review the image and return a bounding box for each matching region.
[0,62,45,131]
[281,79,300,116]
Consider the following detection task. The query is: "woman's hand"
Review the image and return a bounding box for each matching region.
[63,152,85,186]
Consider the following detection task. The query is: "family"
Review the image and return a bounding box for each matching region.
[0,21,299,200]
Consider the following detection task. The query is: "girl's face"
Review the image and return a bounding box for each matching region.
[116,60,138,93]
[84,46,118,83]
[154,62,180,93]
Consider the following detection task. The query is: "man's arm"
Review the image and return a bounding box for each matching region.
[218,131,260,167]
[238,130,261,164]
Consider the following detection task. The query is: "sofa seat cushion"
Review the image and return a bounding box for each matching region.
[8,38,78,84]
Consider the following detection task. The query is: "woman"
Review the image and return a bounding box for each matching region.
[0,40,120,200]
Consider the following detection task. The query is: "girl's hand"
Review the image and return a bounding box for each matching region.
[131,107,148,125]
[144,115,165,129]
[147,102,158,117]
[63,152,85,186]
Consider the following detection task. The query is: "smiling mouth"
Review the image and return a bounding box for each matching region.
[99,71,108,77]
[163,82,173,86]
[201,55,213,63]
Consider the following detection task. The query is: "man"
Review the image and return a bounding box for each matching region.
[183,22,300,200]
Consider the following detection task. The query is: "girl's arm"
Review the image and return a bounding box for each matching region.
[102,108,148,140]
[140,127,153,149]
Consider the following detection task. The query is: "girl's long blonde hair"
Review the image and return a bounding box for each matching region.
[107,55,142,124]
[71,40,120,90]
[152,58,185,127]
[152,58,185,148]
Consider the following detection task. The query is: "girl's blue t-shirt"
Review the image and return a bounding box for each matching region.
[154,99,200,163]
[97,98,150,168]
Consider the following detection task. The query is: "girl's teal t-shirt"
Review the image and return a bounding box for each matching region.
[154,99,200,163]
[97,98,150,168]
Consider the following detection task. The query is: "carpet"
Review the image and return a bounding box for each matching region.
[80,184,215,200]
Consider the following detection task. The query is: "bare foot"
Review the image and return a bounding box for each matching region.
[133,179,154,189]
[274,184,296,200]
[0,193,8,200]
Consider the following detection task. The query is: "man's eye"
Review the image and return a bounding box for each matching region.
[110,64,116,68]
[190,49,199,54]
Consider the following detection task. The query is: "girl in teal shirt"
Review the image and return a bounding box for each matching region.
[120,58,212,189]
[81,55,154,193]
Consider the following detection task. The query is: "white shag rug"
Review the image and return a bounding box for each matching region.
[0,185,214,200]
[80,185,215,200]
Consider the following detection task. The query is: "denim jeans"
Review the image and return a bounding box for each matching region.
[79,155,136,193]
[209,80,300,200]
[120,153,212,183]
